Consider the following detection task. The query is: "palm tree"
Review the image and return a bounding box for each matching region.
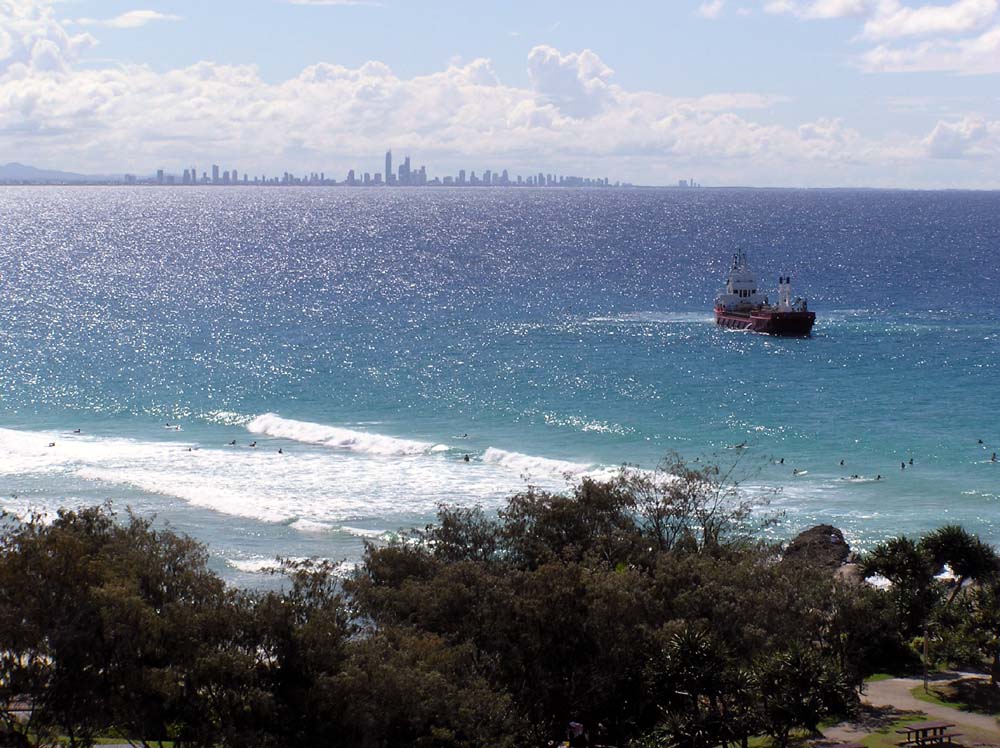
[920,525,999,606]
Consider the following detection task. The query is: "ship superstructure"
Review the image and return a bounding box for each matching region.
[714,252,815,336]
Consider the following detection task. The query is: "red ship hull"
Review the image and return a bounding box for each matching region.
[714,307,816,336]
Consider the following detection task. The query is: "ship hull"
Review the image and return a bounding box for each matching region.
[714,308,816,337]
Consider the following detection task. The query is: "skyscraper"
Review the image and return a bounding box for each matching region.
[385,150,392,185]
[212,165,220,184]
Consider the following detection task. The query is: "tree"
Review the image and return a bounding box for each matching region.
[646,623,742,748]
[0,506,254,748]
[966,579,1000,686]
[753,645,856,747]
[861,536,939,637]
[246,559,354,748]
[920,525,999,606]
[335,628,523,748]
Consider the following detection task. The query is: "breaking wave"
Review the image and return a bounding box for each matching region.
[246,413,445,456]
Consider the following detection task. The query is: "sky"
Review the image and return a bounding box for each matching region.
[1,0,999,187]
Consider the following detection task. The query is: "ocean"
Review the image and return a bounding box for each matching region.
[1,186,997,585]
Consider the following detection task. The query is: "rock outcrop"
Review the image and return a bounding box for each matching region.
[783,524,851,569]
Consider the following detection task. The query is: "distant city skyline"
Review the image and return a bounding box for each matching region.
[133,148,628,188]
[2,1,1000,188]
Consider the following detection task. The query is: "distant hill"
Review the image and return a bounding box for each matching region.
[0,162,99,183]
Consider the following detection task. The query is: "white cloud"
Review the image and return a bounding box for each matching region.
[698,0,726,18]
[526,45,614,118]
[763,0,1000,73]
[859,23,1000,71]
[924,115,1000,156]
[0,0,95,73]
[74,11,183,29]
[862,0,997,39]
[764,0,870,19]
[0,0,995,187]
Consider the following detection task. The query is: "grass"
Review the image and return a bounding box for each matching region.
[911,685,967,711]
[910,680,1000,718]
[865,673,896,683]
[746,729,814,748]
[859,716,919,748]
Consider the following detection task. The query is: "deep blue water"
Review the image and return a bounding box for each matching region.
[1,186,998,584]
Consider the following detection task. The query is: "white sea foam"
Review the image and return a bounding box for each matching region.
[482,447,593,480]
[246,413,439,456]
[227,556,358,576]
[866,574,892,590]
[0,425,576,532]
[289,518,334,533]
[0,424,628,545]
[227,558,288,574]
[339,525,389,539]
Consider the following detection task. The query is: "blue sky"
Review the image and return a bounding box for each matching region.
[1,0,999,186]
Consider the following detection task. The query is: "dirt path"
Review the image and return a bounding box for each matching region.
[824,674,1000,747]
[863,676,999,739]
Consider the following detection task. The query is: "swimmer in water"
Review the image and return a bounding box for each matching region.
[278,448,283,455]
[840,459,844,466]
[909,458,913,465]
[979,439,984,444]
[463,454,470,463]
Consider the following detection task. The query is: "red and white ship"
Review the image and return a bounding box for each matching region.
[714,252,815,336]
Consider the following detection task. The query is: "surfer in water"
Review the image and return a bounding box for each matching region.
[463,454,470,463]
[229,440,237,446]
[278,448,283,455]
[992,453,997,463]
[250,441,257,448]
[840,459,844,466]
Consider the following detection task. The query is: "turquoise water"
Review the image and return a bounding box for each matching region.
[0,186,998,584]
